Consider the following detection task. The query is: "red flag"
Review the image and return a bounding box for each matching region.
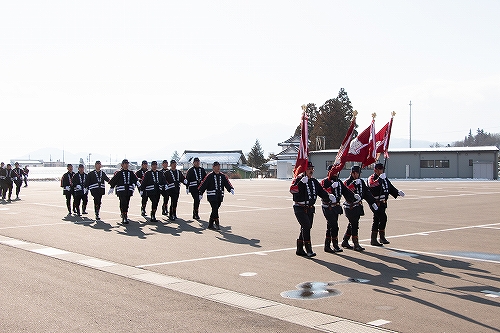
[293,111,309,178]
[344,118,375,164]
[327,116,356,177]
[363,115,394,167]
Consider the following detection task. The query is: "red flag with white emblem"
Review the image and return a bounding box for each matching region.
[344,116,375,164]
[327,113,357,177]
[363,113,395,167]
[293,110,309,178]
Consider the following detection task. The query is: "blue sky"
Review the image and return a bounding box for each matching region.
[1,1,499,163]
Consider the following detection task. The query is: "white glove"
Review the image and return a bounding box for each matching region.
[183,179,188,185]
[331,181,338,188]
[108,188,114,195]
[354,179,362,185]
[186,188,189,194]
[301,176,308,184]
[354,193,361,201]
[139,191,143,197]
[199,195,203,201]
[65,186,70,191]
[137,181,141,187]
[379,173,386,179]
[230,189,235,195]
[372,203,379,211]
[83,188,88,194]
[75,185,82,191]
[328,194,335,202]
[398,190,405,197]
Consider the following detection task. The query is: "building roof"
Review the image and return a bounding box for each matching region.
[310,146,499,155]
[278,135,301,146]
[178,150,247,165]
[275,146,299,160]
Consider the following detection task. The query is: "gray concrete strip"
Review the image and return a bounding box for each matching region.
[0,235,396,333]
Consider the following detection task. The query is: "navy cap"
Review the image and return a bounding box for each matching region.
[193,157,200,162]
[375,163,384,170]
[151,161,157,165]
[351,165,361,173]
[122,159,129,164]
[213,161,220,166]
[141,160,148,165]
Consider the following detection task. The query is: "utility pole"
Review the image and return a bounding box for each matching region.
[409,100,412,148]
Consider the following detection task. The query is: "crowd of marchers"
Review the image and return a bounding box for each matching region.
[60,158,234,230]
[290,161,405,257]
[0,162,29,202]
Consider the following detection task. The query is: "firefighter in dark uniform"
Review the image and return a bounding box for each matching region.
[72,164,88,216]
[185,157,207,219]
[160,160,170,216]
[341,165,378,251]
[198,161,234,230]
[135,160,149,216]
[367,163,405,245]
[2,163,15,202]
[140,161,167,222]
[60,164,75,214]
[164,160,187,221]
[12,162,25,200]
[0,162,6,201]
[108,159,138,224]
[85,160,110,221]
[290,161,334,257]
[320,165,359,253]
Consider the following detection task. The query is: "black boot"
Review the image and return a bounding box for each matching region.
[151,210,157,222]
[214,218,220,230]
[141,207,146,216]
[371,231,383,246]
[332,237,343,252]
[353,236,365,251]
[304,241,316,257]
[76,207,81,216]
[341,234,353,249]
[208,218,215,230]
[168,207,175,221]
[379,230,390,244]
[296,239,307,256]
[95,208,100,221]
[193,209,200,220]
[82,204,87,214]
[121,213,129,224]
[324,237,335,253]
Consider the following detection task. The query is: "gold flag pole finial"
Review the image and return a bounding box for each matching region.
[372,112,377,119]
[352,110,358,119]
[391,111,396,117]
[301,104,307,112]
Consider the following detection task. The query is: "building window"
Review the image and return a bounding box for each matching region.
[435,160,450,168]
[420,160,434,168]
[469,159,473,166]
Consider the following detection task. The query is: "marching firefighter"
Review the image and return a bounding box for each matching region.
[367,162,405,245]
[85,160,110,221]
[135,160,149,216]
[160,160,170,216]
[185,157,206,219]
[12,162,25,200]
[290,161,335,257]
[140,161,167,222]
[164,160,187,221]
[71,164,89,216]
[60,164,75,214]
[2,164,15,202]
[341,165,378,251]
[108,159,138,224]
[320,165,359,253]
[198,161,234,230]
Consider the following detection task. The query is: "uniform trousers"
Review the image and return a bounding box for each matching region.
[208,198,222,220]
[372,203,388,232]
[322,206,341,239]
[118,194,132,214]
[344,205,363,237]
[293,205,315,242]
[74,193,88,211]
[147,192,161,211]
[190,188,201,211]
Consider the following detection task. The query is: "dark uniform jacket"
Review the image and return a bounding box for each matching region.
[321,177,356,211]
[290,174,331,207]
[0,167,6,187]
[165,169,186,194]
[12,167,25,185]
[185,166,207,193]
[109,169,138,196]
[343,176,376,215]
[140,170,167,195]
[71,172,88,196]
[60,171,75,194]
[198,172,233,202]
[367,173,400,206]
[85,170,110,196]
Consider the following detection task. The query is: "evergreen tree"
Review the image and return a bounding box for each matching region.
[247,139,266,168]
[294,103,318,137]
[171,150,180,162]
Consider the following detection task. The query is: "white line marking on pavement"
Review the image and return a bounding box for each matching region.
[367,319,391,326]
[0,235,396,333]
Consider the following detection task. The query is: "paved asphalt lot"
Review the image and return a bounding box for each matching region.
[0,179,499,332]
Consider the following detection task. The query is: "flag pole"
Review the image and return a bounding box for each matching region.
[383,111,396,170]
